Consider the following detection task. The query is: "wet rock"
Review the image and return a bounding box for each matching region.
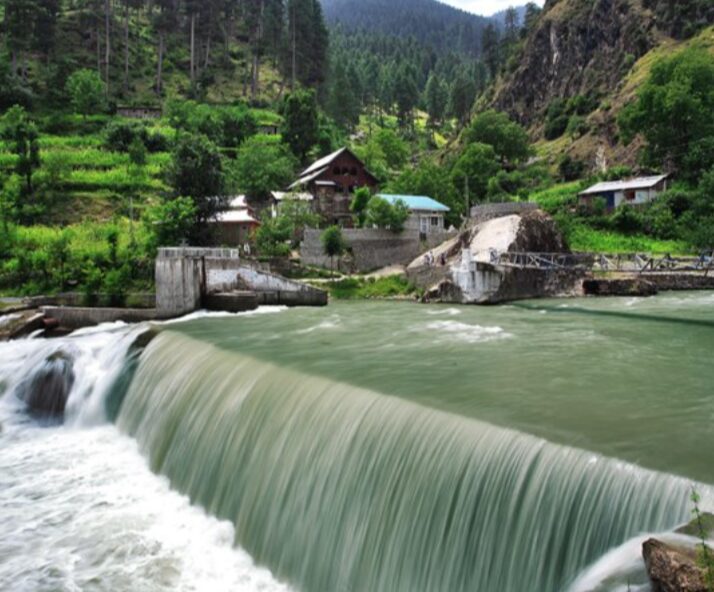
[16,351,75,419]
[643,538,709,592]
[677,513,714,540]
[583,277,658,297]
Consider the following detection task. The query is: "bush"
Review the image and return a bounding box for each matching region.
[609,205,645,234]
[558,155,586,181]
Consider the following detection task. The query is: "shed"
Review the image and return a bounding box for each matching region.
[578,174,670,211]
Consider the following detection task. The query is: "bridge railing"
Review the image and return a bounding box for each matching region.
[495,251,714,275]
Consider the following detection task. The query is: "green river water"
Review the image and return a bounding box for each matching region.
[1,291,713,592]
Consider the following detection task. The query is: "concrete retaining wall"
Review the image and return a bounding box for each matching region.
[301,228,453,273]
[42,307,157,329]
[236,267,327,306]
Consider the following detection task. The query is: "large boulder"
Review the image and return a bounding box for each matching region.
[407,209,578,304]
[16,351,75,419]
[643,538,710,592]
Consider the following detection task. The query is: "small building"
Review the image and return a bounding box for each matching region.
[578,174,670,211]
[378,194,450,236]
[117,106,162,119]
[210,196,261,246]
[289,147,379,226]
[270,191,314,218]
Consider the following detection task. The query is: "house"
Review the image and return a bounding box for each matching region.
[578,174,670,211]
[289,147,379,226]
[210,196,261,246]
[378,194,450,236]
[270,191,314,218]
[117,106,162,119]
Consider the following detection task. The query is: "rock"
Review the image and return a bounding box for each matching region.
[676,513,714,540]
[583,277,658,296]
[643,538,709,592]
[16,351,75,419]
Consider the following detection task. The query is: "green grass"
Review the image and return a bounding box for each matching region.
[319,275,416,300]
[529,181,583,212]
[567,225,691,255]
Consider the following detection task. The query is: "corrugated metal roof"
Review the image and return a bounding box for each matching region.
[289,166,330,189]
[378,194,450,212]
[299,147,347,177]
[579,174,669,195]
[271,191,313,201]
[212,209,260,224]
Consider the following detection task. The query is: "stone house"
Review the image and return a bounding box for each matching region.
[379,194,451,237]
[289,147,379,226]
[578,174,670,211]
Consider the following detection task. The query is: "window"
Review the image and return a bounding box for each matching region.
[420,217,429,233]
[350,167,357,176]
[431,217,440,226]
[333,167,340,175]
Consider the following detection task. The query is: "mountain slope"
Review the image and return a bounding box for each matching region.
[320,0,491,56]
[489,0,714,170]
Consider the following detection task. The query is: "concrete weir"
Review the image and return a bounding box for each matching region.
[155,247,327,318]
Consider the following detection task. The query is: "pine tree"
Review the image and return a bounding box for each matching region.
[425,73,447,126]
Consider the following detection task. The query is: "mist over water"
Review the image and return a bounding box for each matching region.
[1,292,713,591]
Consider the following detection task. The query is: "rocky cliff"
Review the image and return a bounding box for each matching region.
[492,0,656,127]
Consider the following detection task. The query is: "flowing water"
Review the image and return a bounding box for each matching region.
[1,293,713,591]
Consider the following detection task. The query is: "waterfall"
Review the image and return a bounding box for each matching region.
[114,330,707,592]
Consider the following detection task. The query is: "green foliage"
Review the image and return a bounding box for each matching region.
[255,213,293,257]
[166,100,257,148]
[464,110,531,163]
[690,488,714,592]
[451,143,500,205]
[278,199,322,241]
[0,106,41,196]
[281,90,320,161]
[558,155,586,181]
[350,187,372,227]
[168,132,223,207]
[143,197,197,250]
[373,129,409,170]
[387,159,461,226]
[103,120,168,154]
[365,196,409,232]
[230,137,297,199]
[323,275,415,299]
[321,225,346,259]
[66,69,106,117]
[562,222,690,255]
[618,46,714,182]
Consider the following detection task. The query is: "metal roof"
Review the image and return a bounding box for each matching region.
[289,166,330,189]
[378,194,450,212]
[299,147,348,177]
[579,174,669,196]
[271,191,313,202]
[212,209,260,224]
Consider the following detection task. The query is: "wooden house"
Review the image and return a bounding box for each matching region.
[578,174,670,211]
[289,147,378,226]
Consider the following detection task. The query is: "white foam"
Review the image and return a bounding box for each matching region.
[0,424,292,592]
[423,320,511,344]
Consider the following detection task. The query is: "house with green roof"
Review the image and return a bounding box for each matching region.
[378,194,451,236]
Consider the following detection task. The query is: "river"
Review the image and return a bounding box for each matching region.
[1,292,713,591]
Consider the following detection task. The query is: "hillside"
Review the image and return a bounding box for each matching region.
[489,0,714,170]
[321,0,491,57]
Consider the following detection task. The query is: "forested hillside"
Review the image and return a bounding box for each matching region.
[321,0,490,57]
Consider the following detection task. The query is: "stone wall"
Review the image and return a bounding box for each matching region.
[470,202,539,222]
[301,228,452,273]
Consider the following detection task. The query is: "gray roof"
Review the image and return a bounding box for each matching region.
[579,174,669,196]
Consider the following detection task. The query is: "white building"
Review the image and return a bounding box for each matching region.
[578,174,670,211]
[378,194,451,236]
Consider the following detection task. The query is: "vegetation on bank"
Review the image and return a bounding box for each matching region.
[314,275,416,300]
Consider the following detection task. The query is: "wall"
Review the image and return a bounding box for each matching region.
[301,228,450,273]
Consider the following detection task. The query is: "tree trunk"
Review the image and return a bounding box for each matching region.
[291,3,296,89]
[190,13,196,84]
[104,0,111,95]
[204,35,211,70]
[156,31,165,94]
[123,2,130,93]
[96,24,102,74]
[251,0,264,100]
